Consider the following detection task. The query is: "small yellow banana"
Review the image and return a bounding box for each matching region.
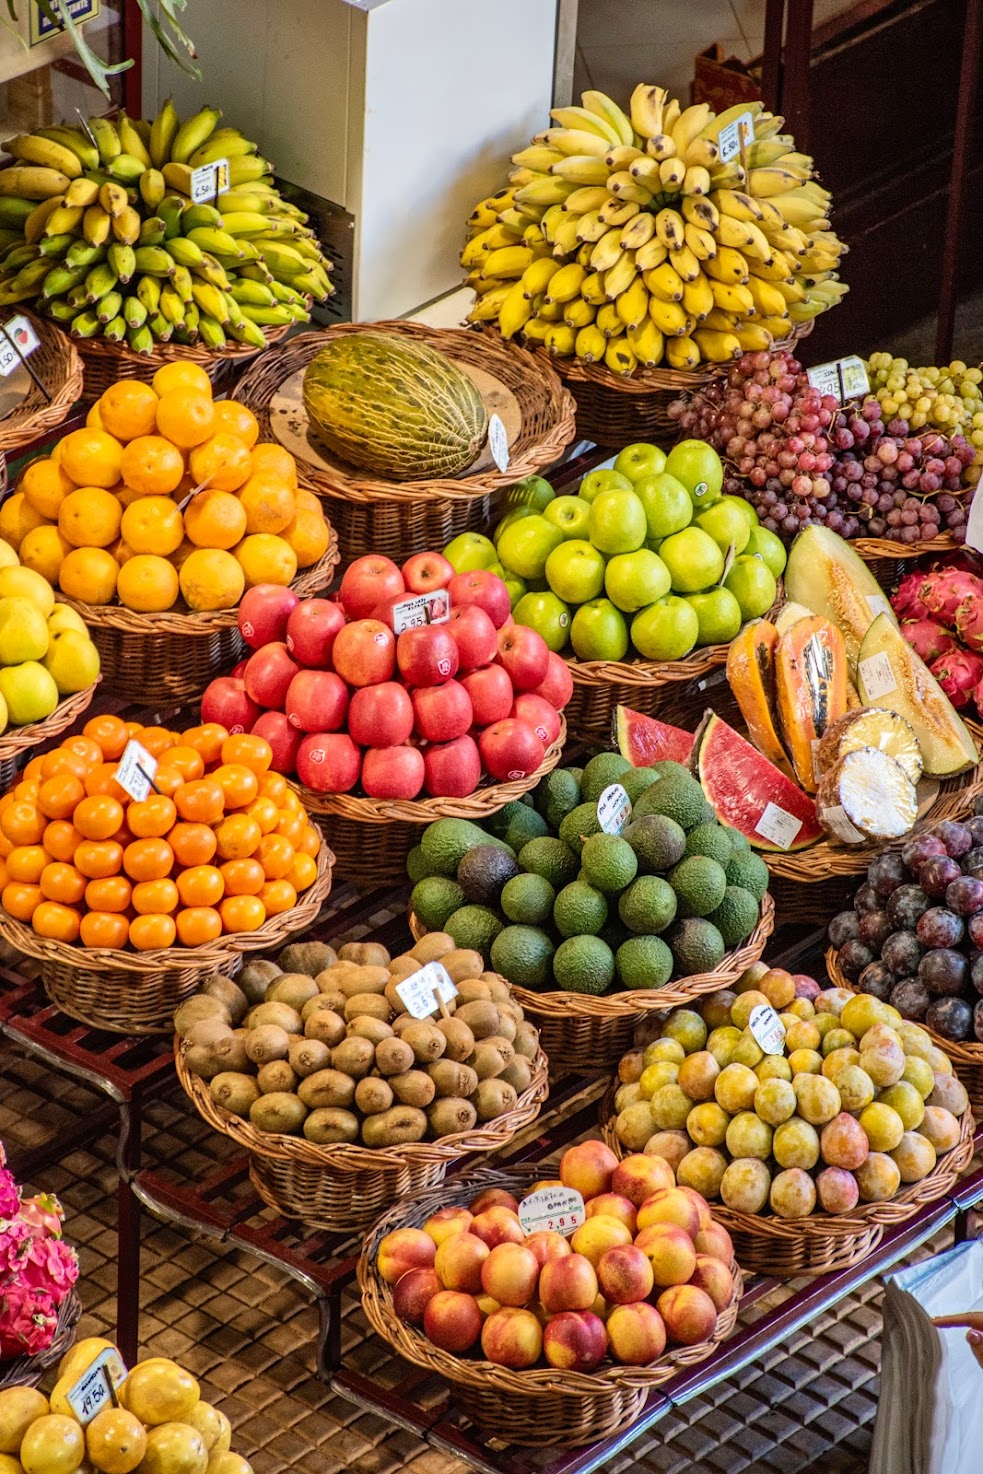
[667,334,700,369]
[659,158,687,190]
[589,227,625,273]
[602,250,638,300]
[563,297,596,328]
[598,197,639,226]
[682,271,714,320]
[736,322,776,351]
[563,185,610,214]
[520,256,561,297]
[576,211,609,244]
[544,261,587,303]
[710,279,755,315]
[545,127,612,158]
[498,279,534,337]
[648,296,689,336]
[620,212,657,251]
[483,245,536,279]
[604,336,637,375]
[683,166,711,196]
[626,319,664,367]
[575,324,607,361]
[694,328,742,361]
[596,302,623,338]
[544,322,576,355]
[628,84,668,140]
[704,246,750,284]
[635,238,669,272]
[615,276,649,330]
[746,276,789,317]
[654,208,685,251]
[604,144,644,170]
[667,243,701,281]
[683,223,716,261]
[581,272,607,306]
[644,261,684,302]
[607,172,655,206]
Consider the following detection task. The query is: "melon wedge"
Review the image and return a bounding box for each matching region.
[774,602,813,636]
[616,706,694,766]
[725,621,796,781]
[784,524,898,665]
[857,613,979,777]
[696,714,822,852]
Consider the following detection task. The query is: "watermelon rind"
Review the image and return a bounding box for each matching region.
[615,705,694,767]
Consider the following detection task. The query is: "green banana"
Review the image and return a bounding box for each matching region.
[89,118,121,165]
[170,107,222,165]
[268,279,307,305]
[126,324,153,354]
[66,239,106,269]
[158,197,185,239]
[103,314,126,342]
[85,263,119,302]
[171,264,193,301]
[230,279,275,306]
[123,295,148,328]
[149,101,180,169]
[108,243,136,282]
[65,284,89,310]
[42,263,86,297]
[45,298,77,322]
[9,258,52,292]
[147,312,173,340]
[39,233,73,258]
[97,289,123,324]
[220,211,275,238]
[166,236,204,268]
[136,275,161,313]
[133,246,176,277]
[196,313,226,348]
[137,217,167,247]
[0,198,36,228]
[180,204,223,232]
[256,241,307,276]
[3,244,41,269]
[227,316,267,348]
[237,262,274,286]
[187,226,242,258]
[183,302,200,337]
[239,303,293,327]
[70,309,101,338]
[107,154,147,184]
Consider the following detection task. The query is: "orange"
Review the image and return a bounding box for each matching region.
[37,775,85,821]
[59,428,124,488]
[84,714,130,759]
[245,796,279,835]
[278,787,302,815]
[84,764,128,802]
[183,489,247,550]
[22,755,45,781]
[221,734,272,773]
[6,846,48,883]
[237,474,295,535]
[124,721,143,736]
[174,778,224,824]
[298,824,321,857]
[258,772,287,804]
[58,486,122,549]
[80,911,130,950]
[97,381,160,442]
[151,765,183,798]
[85,401,104,430]
[175,907,223,946]
[119,436,185,496]
[258,879,296,915]
[219,858,264,895]
[176,865,224,907]
[116,555,180,613]
[40,749,87,782]
[181,725,228,765]
[110,536,134,566]
[12,778,40,801]
[0,491,45,549]
[152,362,212,398]
[161,746,204,781]
[212,764,258,809]
[188,433,252,492]
[123,838,174,881]
[170,822,217,867]
[215,814,261,860]
[281,508,331,568]
[129,913,176,950]
[178,548,244,612]
[33,900,81,941]
[131,878,179,915]
[74,795,124,840]
[1,802,45,846]
[170,537,196,572]
[85,876,131,912]
[58,547,120,605]
[276,810,308,846]
[21,456,74,518]
[211,400,259,447]
[39,862,86,904]
[258,833,294,879]
[61,736,103,769]
[288,852,318,891]
[249,443,297,487]
[132,726,176,758]
[296,488,323,515]
[119,496,184,557]
[43,821,82,862]
[155,389,216,449]
[127,795,176,839]
[74,841,124,879]
[2,881,41,920]
[220,893,265,933]
[234,533,297,589]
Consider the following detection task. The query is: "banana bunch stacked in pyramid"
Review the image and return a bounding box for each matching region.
[0,104,332,353]
[463,87,847,375]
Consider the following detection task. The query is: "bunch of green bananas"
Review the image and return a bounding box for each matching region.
[462,86,848,376]
[0,103,333,353]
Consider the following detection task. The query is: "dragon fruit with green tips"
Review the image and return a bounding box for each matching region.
[929,649,983,708]
[901,619,959,664]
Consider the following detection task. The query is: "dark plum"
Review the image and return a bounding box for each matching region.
[926,996,973,1041]
[901,833,947,870]
[973,954,983,997]
[966,816,983,846]
[918,948,970,996]
[828,911,861,948]
[963,847,983,879]
[918,856,963,897]
[867,852,906,897]
[916,907,965,948]
[886,884,931,929]
[890,977,931,1019]
[836,939,875,981]
[858,909,893,950]
[974,794,983,817]
[946,876,983,916]
[857,961,895,999]
[975,998,983,1042]
[854,883,881,915]
[935,820,974,858]
[881,930,924,975]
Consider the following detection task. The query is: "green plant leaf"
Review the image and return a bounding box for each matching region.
[2,0,199,99]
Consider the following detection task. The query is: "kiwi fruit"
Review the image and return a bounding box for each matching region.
[343,993,391,1023]
[388,1070,436,1108]
[483,1035,515,1068]
[277,941,337,977]
[473,1078,517,1122]
[428,1060,478,1099]
[200,975,249,1026]
[298,1068,357,1109]
[500,1056,533,1094]
[301,994,339,1024]
[374,1037,414,1077]
[361,1106,427,1148]
[249,1092,307,1134]
[266,973,319,1010]
[440,949,484,983]
[347,1016,392,1045]
[401,1021,447,1064]
[256,1060,298,1094]
[174,997,229,1037]
[181,1041,230,1080]
[314,987,347,1015]
[209,1072,260,1116]
[304,1009,346,1046]
[513,1021,540,1059]
[303,1108,359,1145]
[338,965,390,997]
[208,1030,251,1074]
[427,1097,477,1137]
[354,1077,394,1115]
[237,958,282,1005]
[436,1017,475,1063]
[287,1038,331,1078]
[455,979,493,1004]
[410,934,455,964]
[468,1043,507,1081]
[247,1001,303,1035]
[386,958,420,987]
[484,975,512,1004]
[245,1024,291,1066]
[338,942,390,968]
[455,1001,501,1040]
[331,1036,375,1079]
[182,1017,234,1052]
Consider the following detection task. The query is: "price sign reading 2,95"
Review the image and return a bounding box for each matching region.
[517,1185,586,1237]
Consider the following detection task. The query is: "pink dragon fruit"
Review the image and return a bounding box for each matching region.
[0,1283,58,1358]
[955,594,983,654]
[901,619,959,663]
[893,570,935,621]
[930,649,983,707]
[918,570,983,625]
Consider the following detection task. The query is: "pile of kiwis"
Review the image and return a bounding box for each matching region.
[175,932,543,1149]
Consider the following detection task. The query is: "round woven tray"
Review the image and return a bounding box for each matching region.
[0,681,96,792]
[176,1043,550,1233]
[600,1085,974,1276]
[0,1289,80,1391]
[72,321,292,403]
[358,1163,742,1447]
[411,891,774,1074]
[0,841,333,1034]
[232,321,577,564]
[294,717,567,889]
[0,314,82,455]
[59,530,339,705]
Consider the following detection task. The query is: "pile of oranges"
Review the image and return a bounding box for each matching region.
[0,362,332,616]
[0,714,323,951]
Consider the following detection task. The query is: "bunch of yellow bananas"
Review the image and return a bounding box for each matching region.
[0,104,333,353]
[463,86,848,375]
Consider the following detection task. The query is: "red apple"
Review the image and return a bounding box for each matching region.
[423,735,482,797]
[396,625,459,687]
[296,732,362,793]
[251,710,301,774]
[361,744,425,799]
[479,719,545,782]
[461,664,513,726]
[447,604,498,672]
[332,620,396,688]
[230,658,248,679]
[201,677,260,734]
[511,693,561,747]
[285,671,349,733]
[237,584,299,649]
[285,599,346,669]
[533,651,573,711]
[448,570,511,628]
[402,551,454,594]
[348,682,414,747]
[367,592,408,631]
[339,555,405,620]
[243,643,300,709]
[412,680,473,743]
[496,625,549,691]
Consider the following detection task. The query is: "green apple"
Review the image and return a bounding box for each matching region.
[493,505,537,545]
[0,661,58,725]
[727,494,758,527]
[444,532,498,572]
[613,443,667,484]
[694,500,751,557]
[544,495,591,541]
[657,527,725,593]
[545,539,606,604]
[514,591,572,652]
[506,474,555,512]
[634,473,693,541]
[502,571,527,608]
[497,514,564,580]
[589,488,647,555]
[570,598,629,661]
[665,439,723,508]
[42,630,100,694]
[744,526,787,578]
[604,550,671,612]
[724,555,778,619]
[631,597,700,661]
[687,587,743,646]
[579,468,633,504]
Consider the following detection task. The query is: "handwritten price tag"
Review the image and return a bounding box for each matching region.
[806,356,870,403]
[391,588,451,636]
[717,111,755,164]
[753,801,803,851]
[0,315,40,376]
[190,159,230,203]
[597,783,631,835]
[67,1347,127,1425]
[518,1185,586,1236]
[115,739,158,802]
[748,1003,786,1055]
[395,961,457,1019]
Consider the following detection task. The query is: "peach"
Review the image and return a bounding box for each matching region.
[529,1178,563,1194]
[645,1130,690,1172]
[675,1184,713,1230]
[393,1267,442,1326]
[481,1243,540,1307]
[677,1051,720,1102]
[434,1232,489,1293]
[543,1310,608,1372]
[470,1207,525,1249]
[559,1140,618,1200]
[585,1193,637,1234]
[480,1307,543,1369]
[378,1228,436,1285]
[476,1293,501,1317]
[689,1255,735,1313]
[920,1105,961,1153]
[890,1131,936,1183]
[468,1188,520,1215]
[657,1284,719,1346]
[634,1223,697,1288]
[769,1167,817,1219]
[424,1290,483,1352]
[606,1301,667,1366]
[524,1231,571,1268]
[571,1215,632,1267]
[423,1207,474,1246]
[816,1166,860,1214]
[854,1151,901,1203]
[758,967,796,1009]
[636,1187,702,1238]
[539,1253,598,1314]
[596,1244,654,1305]
[612,1153,674,1206]
[693,1222,734,1264]
[820,1113,869,1170]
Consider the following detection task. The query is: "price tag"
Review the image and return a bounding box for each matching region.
[748,1003,786,1055]
[597,782,631,835]
[0,315,40,379]
[717,111,755,163]
[518,1185,586,1236]
[391,588,451,635]
[395,961,457,1020]
[806,360,842,399]
[858,651,897,699]
[115,739,158,802]
[190,159,230,204]
[67,1347,127,1425]
[866,593,891,618]
[754,801,803,850]
[488,413,509,473]
[839,357,870,400]
[697,667,728,691]
[823,804,865,844]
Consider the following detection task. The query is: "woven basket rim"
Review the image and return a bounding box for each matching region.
[357,1162,741,1392]
[66,318,291,367]
[0,312,83,455]
[0,682,96,764]
[826,944,983,1065]
[852,530,959,560]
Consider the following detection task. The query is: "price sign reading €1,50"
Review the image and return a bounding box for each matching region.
[518,1185,586,1237]
[67,1347,127,1425]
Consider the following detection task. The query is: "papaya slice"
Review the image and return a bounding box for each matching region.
[725,621,795,782]
[775,615,848,793]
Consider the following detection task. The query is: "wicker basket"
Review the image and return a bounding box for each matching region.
[851,530,958,591]
[59,532,339,706]
[0,1290,80,1390]
[411,892,774,1074]
[600,1085,975,1276]
[358,1164,742,1447]
[73,322,292,403]
[176,1044,550,1233]
[295,718,567,889]
[0,314,82,454]
[0,842,333,1034]
[232,322,577,563]
[0,682,96,792]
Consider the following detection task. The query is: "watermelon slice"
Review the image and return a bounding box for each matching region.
[696,713,822,852]
[616,706,694,766]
